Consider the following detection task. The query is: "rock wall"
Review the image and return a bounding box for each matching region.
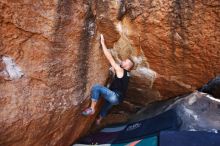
[0,0,219,145]
[92,0,220,126]
[0,0,108,145]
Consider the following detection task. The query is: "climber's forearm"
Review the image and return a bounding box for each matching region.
[101,42,108,55]
[99,34,124,77]
[101,43,111,60]
[100,37,119,70]
[100,34,121,71]
[101,43,117,68]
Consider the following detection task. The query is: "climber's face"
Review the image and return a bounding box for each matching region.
[120,59,134,70]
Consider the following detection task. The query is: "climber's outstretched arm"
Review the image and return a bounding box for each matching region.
[100,34,123,76]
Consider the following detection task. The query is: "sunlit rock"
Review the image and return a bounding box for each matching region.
[0,0,219,145]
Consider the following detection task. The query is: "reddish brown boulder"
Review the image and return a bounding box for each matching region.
[91,0,220,125]
[123,0,220,98]
[0,0,219,145]
[0,0,108,145]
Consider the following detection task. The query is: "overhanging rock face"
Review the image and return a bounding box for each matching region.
[0,0,219,145]
[0,1,108,145]
[91,0,220,127]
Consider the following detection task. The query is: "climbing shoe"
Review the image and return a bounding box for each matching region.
[82,107,95,116]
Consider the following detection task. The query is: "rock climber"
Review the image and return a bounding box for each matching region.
[82,34,134,125]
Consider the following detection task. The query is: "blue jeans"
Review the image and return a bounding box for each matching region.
[91,84,120,117]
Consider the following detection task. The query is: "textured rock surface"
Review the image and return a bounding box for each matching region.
[0,0,108,145]
[0,0,219,145]
[93,0,220,127]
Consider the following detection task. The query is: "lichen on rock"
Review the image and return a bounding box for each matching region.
[0,56,24,80]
